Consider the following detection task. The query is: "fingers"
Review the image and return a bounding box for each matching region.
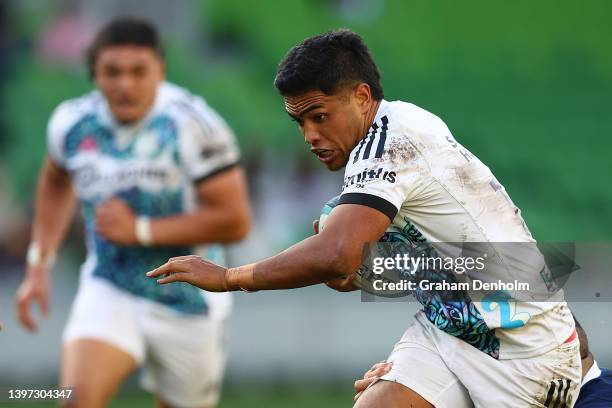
[16,293,37,332]
[156,272,192,285]
[354,361,393,402]
[365,361,392,379]
[354,377,377,397]
[147,263,179,278]
[146,256,200,278]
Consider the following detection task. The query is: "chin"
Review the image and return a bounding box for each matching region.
[114,109,144,124]
[326,157,348,172]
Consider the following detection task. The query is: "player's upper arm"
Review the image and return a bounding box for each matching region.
[194,165,251,235]
[43,155,72,188]
[316,203,390,276]
[47,101,78,170]
[179,98,250,237]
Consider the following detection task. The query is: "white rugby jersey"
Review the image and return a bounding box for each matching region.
[338,100,574,359]
[47,82,238,319]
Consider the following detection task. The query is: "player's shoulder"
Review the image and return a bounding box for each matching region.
[48,90,103,137]
[158,82,229,134]
[385,100,450,137]
[159,82,216,120]
[349,99,443,167]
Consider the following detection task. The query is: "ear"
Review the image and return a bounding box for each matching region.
[158,58,167,80]
[353,83,372,114]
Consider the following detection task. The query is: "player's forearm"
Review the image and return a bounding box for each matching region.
[30,159,77,269]
[149,205,250,246]
[245,233,360,290]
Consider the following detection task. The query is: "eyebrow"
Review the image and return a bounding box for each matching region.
[288,104,323,120]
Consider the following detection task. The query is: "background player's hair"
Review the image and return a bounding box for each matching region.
[86,17,164,79]
[274,28,384,100]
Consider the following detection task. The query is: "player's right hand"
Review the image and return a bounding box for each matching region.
[16,265,51,332]
[354,361,393,401]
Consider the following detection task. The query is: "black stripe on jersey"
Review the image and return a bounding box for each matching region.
[560,379,571,408]
[193,161,240,185]
[544,381,556,406]
[362,123,379,160]
[555,379,566,407]
[352,129,371,164]
[337,193,398,222]
[374,115,389,158]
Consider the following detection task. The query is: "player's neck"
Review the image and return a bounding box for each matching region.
[360,99,382,140]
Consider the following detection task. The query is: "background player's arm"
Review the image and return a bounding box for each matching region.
[148,203,390,291]
[16,157,77,331]
[149,165,251,245]
[95,166,250,246]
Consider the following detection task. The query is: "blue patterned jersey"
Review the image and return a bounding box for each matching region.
[47,82,238,317]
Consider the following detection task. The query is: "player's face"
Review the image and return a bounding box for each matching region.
[93,45,165,124]
[284,88,367,171]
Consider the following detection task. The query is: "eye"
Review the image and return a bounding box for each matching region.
[133,66,147,78]
[103,67,120,78]
[313,113,327,123]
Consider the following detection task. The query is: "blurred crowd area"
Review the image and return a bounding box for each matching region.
[0,0,611,393]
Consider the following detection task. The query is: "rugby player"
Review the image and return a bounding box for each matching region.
[16,18,251,408]
[148,29,580,407]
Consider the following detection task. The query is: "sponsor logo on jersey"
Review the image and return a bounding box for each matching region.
[74,164,170,193]
[342,166,396,189]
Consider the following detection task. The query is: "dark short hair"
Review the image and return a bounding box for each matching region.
[274,29,384,100]
[86,17,163,78]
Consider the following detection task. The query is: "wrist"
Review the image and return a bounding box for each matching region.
[135,216,154,246]
[26,242,56,270]
[224,264,257,292]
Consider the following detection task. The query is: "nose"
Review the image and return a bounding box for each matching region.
[117,74,135,91]
[303,123,321,145]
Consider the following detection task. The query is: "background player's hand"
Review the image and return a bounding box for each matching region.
[16,265,51,332]
[354,361,393,401]
[95,198,137,245]
[147,255,229,291]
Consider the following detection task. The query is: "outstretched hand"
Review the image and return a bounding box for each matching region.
[147,255,229,291]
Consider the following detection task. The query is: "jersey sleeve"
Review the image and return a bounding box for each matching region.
[338,115,428,221]
[177,98,241,183]
[46,101,75,169]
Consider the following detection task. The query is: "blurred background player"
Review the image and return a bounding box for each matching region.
[148,29,581,407]
[15,17,251,408]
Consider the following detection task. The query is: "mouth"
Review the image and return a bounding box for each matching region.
[312,148,336,164]
[115,99,137,109]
